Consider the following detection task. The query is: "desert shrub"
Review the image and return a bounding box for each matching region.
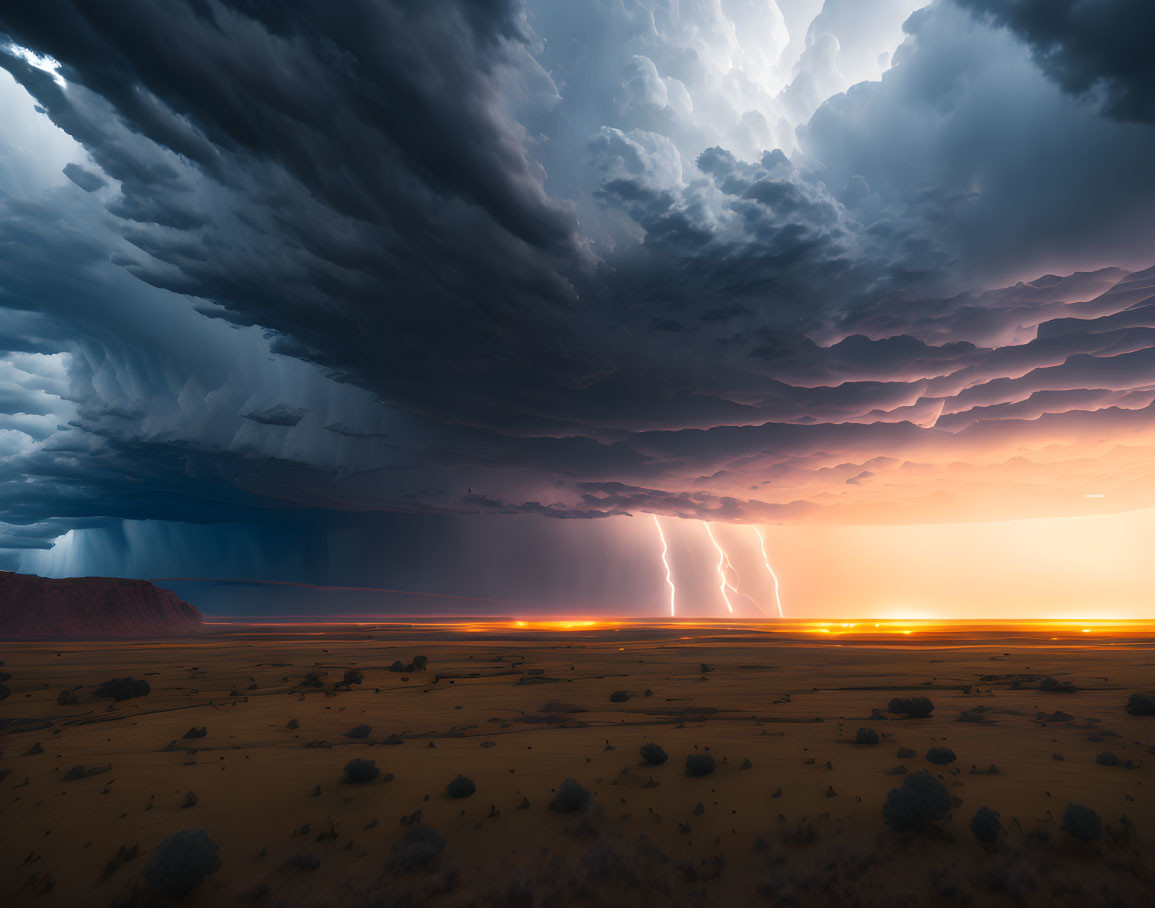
[0,684,10,701]
[882,770,951,830]
[685,753,715,777]
[95,678,151,701]
[446,775,476,798]
[394,824,445,870]
[887,697,934,718]
[141,829,221,895]
[301,672,324,688]
[181,792,198,808]
[343,669,364,685]
[640,743,667,765]
[57,689,79,706]
[1061,803,1102,842]
[1095,752,1120,766]
[390,656,429,672]
[345,724,371,739]
[1040,677,1077,693]
[343,758,379,784]
[897,746,916,759]
[970,806,1002,843]
[856,727,880,745]
[926,747,956,765]
[287,718,299,730]
[182,727,207,740]
[64,765,86,781]
[551,778,591,812]
[609,690,629,703]
[384,733,403,745]
[289,854,320,871]
[1125,693,1155,716]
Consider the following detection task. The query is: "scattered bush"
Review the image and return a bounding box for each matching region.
[1040,677,1077,693]
[182,727,207,740]
[64,765,87,781]
[57,689,79,706]
[301,672,324,689]
[926,747,956,765]
[551,778,591,812]
[389,656,428,673]
[141,829,221,895]
[685,753,715,777]
[343,669,364,685]
[383,734,403,745]
[1061,803,1102,843]
[640,742,667,765]
[95,678,151,701]
[394,824,445,870]
[882,770,951,830]
[343,759,379,784]
[0,684,10,701]
[1095,752,1120,767]
[181,792,198,808]
[446,775,476,798]
[287,718,299,730]
[855,727,880,745]
[897,746,916,759]
[970,806,1002,843]
[609,690,629,703]
[1125,693,1155,716]
[345,724,371,739]
[887,697,934,718]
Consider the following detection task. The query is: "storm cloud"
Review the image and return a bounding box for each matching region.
[2,0,1155,583]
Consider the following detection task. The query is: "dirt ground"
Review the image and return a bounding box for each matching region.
[1,620,1153,906]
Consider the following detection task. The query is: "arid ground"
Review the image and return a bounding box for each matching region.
[2,620,1153,906]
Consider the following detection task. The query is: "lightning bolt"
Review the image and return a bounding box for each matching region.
[703,522,735,614]
[652,514,676,617]
[753,526,785,618]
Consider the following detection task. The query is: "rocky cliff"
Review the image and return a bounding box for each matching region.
[0,572,204,636]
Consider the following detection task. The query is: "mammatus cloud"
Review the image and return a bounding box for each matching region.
[1,0,1155,577]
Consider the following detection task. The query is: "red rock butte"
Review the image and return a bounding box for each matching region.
[0,571,204,637]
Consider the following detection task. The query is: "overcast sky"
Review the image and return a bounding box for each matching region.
[2,1,1154,617]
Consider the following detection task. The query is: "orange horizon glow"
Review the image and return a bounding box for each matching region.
[197,617,1155,642]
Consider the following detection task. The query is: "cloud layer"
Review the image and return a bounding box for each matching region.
[2,0,1155,577]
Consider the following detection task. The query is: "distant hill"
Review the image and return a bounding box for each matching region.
[0,572,204,636]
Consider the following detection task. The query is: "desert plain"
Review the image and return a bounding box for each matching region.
[1,619,1153,907]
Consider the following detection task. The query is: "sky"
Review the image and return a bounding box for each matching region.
[2,0,1154,618]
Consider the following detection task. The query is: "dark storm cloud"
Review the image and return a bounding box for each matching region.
[2,0,1155,561]
[957,0,1155,122]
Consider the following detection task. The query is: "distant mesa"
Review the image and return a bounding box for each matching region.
[0,571,204,637]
